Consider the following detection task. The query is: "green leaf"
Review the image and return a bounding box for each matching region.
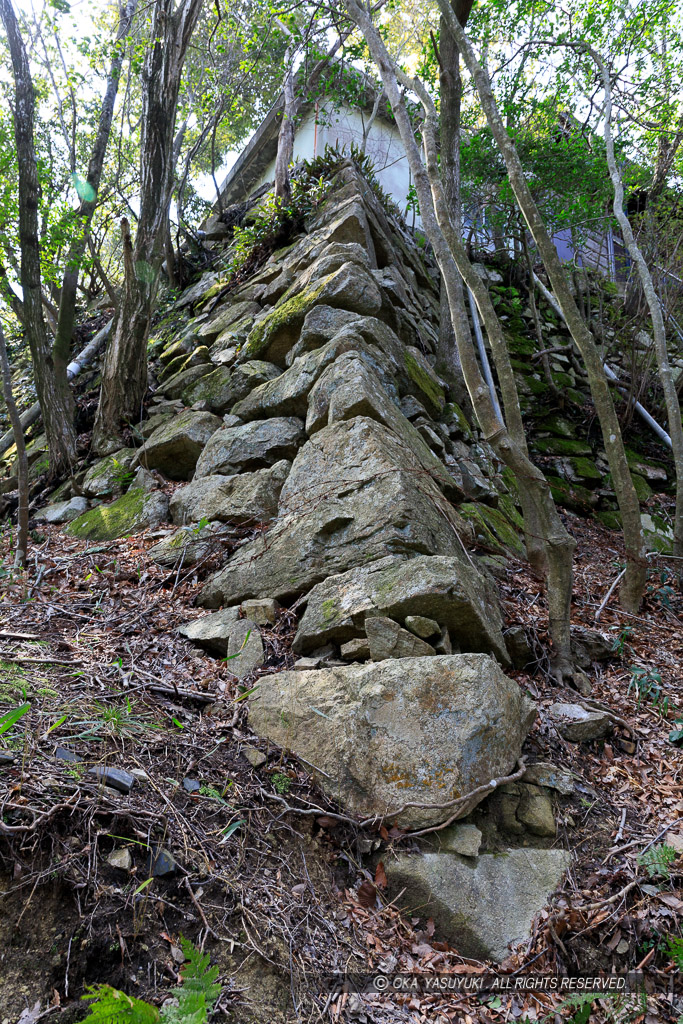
[81,984,160,1023]
[219,819,245,843]
[0,702,30,736]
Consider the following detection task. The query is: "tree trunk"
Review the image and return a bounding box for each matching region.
[438,0,648,612]
[1,0,77,477]
[0,321,28,568]
[274,47,297,204]
[343,0,577,680]
[585,44,683,560]
[52,0,138,376]
[93,0,204,450]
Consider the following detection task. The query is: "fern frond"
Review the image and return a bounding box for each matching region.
[637,843,678,879]
[81,984,160,1024]
[160,936,221,1023]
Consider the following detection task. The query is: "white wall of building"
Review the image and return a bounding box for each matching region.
[248,102,418,225]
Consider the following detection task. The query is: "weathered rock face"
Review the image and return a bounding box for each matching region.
[169,461,289,525]
[292,554,508,665]
[248,654,536,829]
[179,609,263,678]
[148,522,229,568]
[549,703,611,742]
[35,496,88,524]
[65,489,169,541]
[385,847,571,961]
[82,449,137,498]
[194,418,304,478]
[365,616,436,660]
[199,417,473,608]
[139,410,223,480]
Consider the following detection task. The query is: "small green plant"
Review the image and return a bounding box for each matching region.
[610,625,633,657]
[666,933,683,969]
[82,937,220,1023]
[272,772,291,795]
[110,459,135,488]
[0,702,30,737]
[637,843,678,880]
[669,718,683,745]
[628,664,664,708]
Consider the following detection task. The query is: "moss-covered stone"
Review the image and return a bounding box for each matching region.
[641,512,674,553]
[539,415,576,438]
[82,448,137,498]
[534,437,591,457]
[442,402,472,439]
[567,456,602,483]
[597,509,621,530]
[244,279,328,365]
[459,503,526,559]
[403,348,445,414]
[505,333,536,357]
[181,366,233,413]
[604,472,652,503]
[551,370,574,388]
[65,488,169,541]
[525,376,549,397]
[546,475,598,512]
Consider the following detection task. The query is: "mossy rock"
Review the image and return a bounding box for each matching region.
[525,376,549,397]
[551,371,574,389]
[459,502,526,559]
[442,402,472,439]
[403,348,445,415]
[244,279,328,365]
[82,448,137,498]
[597,509,621,530]
[604,472,652,503]
[534,437,591,457]
[159,335,194,366]
[160,362,213,400]
[546,475,598,513]
[538,415,575,438]
[624,448,668,483]
[65,488,169,541]
[181,366,233,413]
[510,357,531,373]
[566,388,586,406]
[567,456,603,483]
[159,351,189,382]
[505,334,536,357]
[641,512,674,553]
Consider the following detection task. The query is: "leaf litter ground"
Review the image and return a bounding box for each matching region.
[0,501,681,1024]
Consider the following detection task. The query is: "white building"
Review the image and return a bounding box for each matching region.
[215,79,418,225]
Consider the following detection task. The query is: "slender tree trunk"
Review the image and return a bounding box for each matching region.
[93,0,204,450]
[582,44,683,559]
[0,321,28,568]
[437,0,647,612]
[344,0,577,680]
[274,46,297,203]
[0,0,77,477]
[52,0,138,377]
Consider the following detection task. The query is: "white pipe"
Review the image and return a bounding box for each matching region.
[466,284,504,426]
[0,318,112,457]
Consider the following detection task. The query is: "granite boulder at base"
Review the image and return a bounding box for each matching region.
[65,489,169,541]
[169,461,290,525]
[199,416,473,609]
[194,418,305,477]
[292,554,508,665]
[179,609,264,678]
[35,496,88,523]
[138,409,222,479]
[247,654,536,829]
[385,847,571,961]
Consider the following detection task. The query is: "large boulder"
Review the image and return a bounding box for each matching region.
[241,262,383,366]
[170,461,289,525]
[248,654,536,829]
[230,335,395,422]
[35,496,89,524]
[181,366,234,413]
[385,847,571,961]
[306,351,462,499]
[199,416,472,608]
[148,522,229,568]
[65,489,169,541]
[138,410,222,480]
[292,554,508,665]
[82,449,137,498]
[194,418,304,478]
[197,300,260,339]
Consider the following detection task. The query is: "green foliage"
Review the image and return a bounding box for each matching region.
[669,719,683,746]
[666,933,683,969]
[82,938,220,1024]
[627,664,666,712]
[81,985,160,1024]
[637,843,678,880]
[0,702,30,736]
[272,772,291,794]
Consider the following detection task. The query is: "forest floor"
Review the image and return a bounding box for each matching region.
[0,492,681,1024]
